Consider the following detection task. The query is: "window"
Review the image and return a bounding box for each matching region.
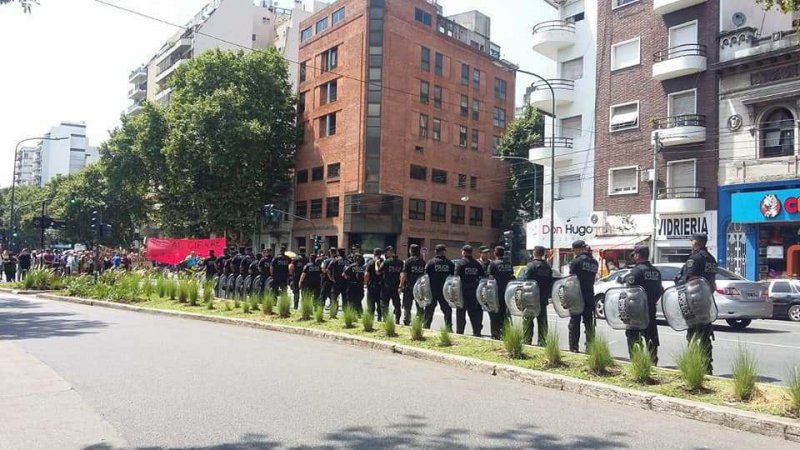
[435,52,444,76]
[320,80,338,105]
[457,173,467,188]
[461,63,470,85]
[300,61,307,82]
[321,47,338,72]
[332,7,345,25]
[494,78,507,100]
[668,89,696,118]
[296,169,308,184]
[327,162,341,179]
[420,80,430,104]
[493,108,507,128]
[469,207,483,226]
[433,85,442,108]
[419,114,429,138]
[471,129,479,150]
[472,99,480,120]
[298,92,307,115]
[492,135,501,156]
[409,198,426,220]
[611,37,640,71]
[311,166,324,181]
[414,8,432,26]
[473,69,481,90]
[310,199,323,219]
[431,202,446,223]
[326,196,340,217]
[421,46,430,72]
[316,17,328,34]
[558,174,581,198]
[414,145,424,153]
[295,200,308,218]
[774,282,792,293]
[410,164,427,180]
[613,0,639,8]
[451,204,465,224]
[301,27,312,42]
[491,210,503,229]
[609,102,639,132]
[460,95,469,117]
[667,159,696,194]
[458,126,468,147]
[320,113,337,137]
[609,166,639,195]
[761,108,795,158]
[433,118,442,141]
[669,21,698,55]
[561,115,582,139]
[561,57,583,81]
[432,169,447,184]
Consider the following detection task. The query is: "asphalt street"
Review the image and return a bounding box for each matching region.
[0,293,796,449]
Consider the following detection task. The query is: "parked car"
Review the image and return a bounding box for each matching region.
[762,279,800,322]
[594,263,771,330]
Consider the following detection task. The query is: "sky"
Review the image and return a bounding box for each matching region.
[0,0,554,188]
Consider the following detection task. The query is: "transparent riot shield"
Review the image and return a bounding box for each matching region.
[504,281,541,318]
[252,275,263,297]
[604,286,649,331]
[413,274,434,309]
[226,275,237,299]
[243,275,253,296]
[216,274,228,298]
[476,278,500,313]
[442,275,464,309]
[235,274,245,299]
[551,275,585,318]
[661,278,718,331]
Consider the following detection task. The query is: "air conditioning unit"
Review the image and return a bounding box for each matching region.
[590,211,607,228]
[640,169,654,183]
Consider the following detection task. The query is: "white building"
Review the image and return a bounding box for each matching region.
[23,122,99,187]
[526,0,597,268]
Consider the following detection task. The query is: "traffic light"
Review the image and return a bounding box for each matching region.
[313,235,322,253]
[70,196,77,205]
[503,230,513,261]
[12,227,18,238]
[99,223,112,238]
[91,210,98,230]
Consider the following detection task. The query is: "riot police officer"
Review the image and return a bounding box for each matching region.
[455,245,485,336]
[299,254,322,305]
[424,244,454,330]
[328,248,349,309]
[568,240,599,353]
[523,246,553,345]
[478,246,492,274]
[364,248,384,320]
[487,246,515,340]
[399,244,426,325]
[343,252,366,314]
[270,246,291,296]
[290,247,309,309]
[677,233,717,374]
[319,248,337,307]
[378,246,404,324]
[623,245,663,364]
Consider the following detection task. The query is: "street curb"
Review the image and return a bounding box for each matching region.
[32,293,800,443]
[0,288,57,295]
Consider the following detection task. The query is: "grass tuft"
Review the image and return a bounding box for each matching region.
[788,366,800,413]
[203,280,214,304]
[233,297,240,309]
[329,298,339,319]
[242,299,251,314]
[300,296,315,320]
[677,338,708,391]
[168,280,177,301]
[502,320,525,359]
[629,342,653,384]
[732,344,758,401]
[278,294,291,318]
[383,309,396,337]
[142,276,153,298]
[262,293,275,315]
[224,301,232,311]
[586,334,614,375]
[543,328,562,368]
[362,309,374,331]
[156,276,167,298]
[438,325,452,347]
[342,305,357,329]
[188,280,199,306]
[410,314,424,341]
[249,294,259,312]
[177,280,189,303]
[314,305,324,323]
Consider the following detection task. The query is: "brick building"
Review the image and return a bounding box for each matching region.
[293,0,514,256]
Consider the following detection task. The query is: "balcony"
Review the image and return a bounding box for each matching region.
[531,20,576,60]
[527,79,574,114]
[652,44,707,81]
[154,87,172,105]
[529,137,574,166]
[154,57,188,83]
[128,84,146,101]
[653,0,706,15]
[155,38,192,65]
[652,114,706,147]
[127,103,144,116]
[652,187,706,214]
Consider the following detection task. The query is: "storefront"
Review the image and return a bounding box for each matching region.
[653,211,717,263]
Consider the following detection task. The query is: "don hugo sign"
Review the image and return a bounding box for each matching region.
[656,211,717,241]
[527,216,605,248]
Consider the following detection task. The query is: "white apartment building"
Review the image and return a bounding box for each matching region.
[14,146,42,186]
[21,122,99,187]
[526,0,597,268]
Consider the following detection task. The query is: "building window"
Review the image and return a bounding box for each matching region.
[667,89,696,118]
[473,69,481,90]
[433,85,442,109]
[451,204,465,224]
[460,95,469,117]
[558,174,581,198]
[494,78,507,100]
[435,52,444,76]
[493,108,506,128]
[472,99,480,120]
[433,118,442,141]
[469,207,483,226]
[316,17,328,34]
[561,57,583,80]
[409,198,426,220]
[611,37,640,71]
[296,169,308,184]
[321,46,338,72]
[301,27,312,42]
[432,169,447,184]
[613,0,639,8]
[310,199,323,219]
[311,166,324,181]
[492,135,501,156]
[419,114,429,138]
[298,92,306,115]
[421,46,430,72]
[431,201,446,223]
[326,196,340,217]
[458,126,468,147]
[295,200,308,218]
[457,173,467,188]
[414,145,424,153]
[420,80,430,104]
[410,164,427,180]
[761,108,795,158]
[561,115,582,139]
[461,63,470,85]
[320,113,337,137]
[470,176,477,189]
[608,166,639,195]
[667,159,696,193]
[300,61,307,82]
[327,162,341,179]
[470,129,479,150]
[320,80,338,105]
[609,101,639,132]
[491,210,503,229]
[332,7,345,25]
[414,8,432,26]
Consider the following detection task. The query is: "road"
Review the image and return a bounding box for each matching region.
[0,293,796,449]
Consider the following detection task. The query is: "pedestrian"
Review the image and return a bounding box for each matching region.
[423,244,455,330]
[399,244,426,325]
[204,249,218,280]
[676,233,717,374]
[328,248,348,310]
[487,246,515,340]
[568,240,599,353]
[319,248,337,307]
[623,245,663,364]
[378,246,403,324]
[343,252,365,314]
[270,246,291,296]
[478,246,492,273]
[2,251,17,282]
[299,254,322,305]
[522,246,553,346]
[364,248,383,320]
[17,248,31,280]
[289,246,309,309]
[455,245,485,336]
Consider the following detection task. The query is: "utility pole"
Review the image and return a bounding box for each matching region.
[40,201,46,249]
[651,132,662,258]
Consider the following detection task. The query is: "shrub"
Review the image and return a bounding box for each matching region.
[278,294,291,318]
[243,299,251,314]
[249,294,259,312]
[233,297,240,309]
[329,298,339,319]
[502,320,525,359]
[677,338,708,391]
[65,275,94,298]
[410,314,424,341]
[543,329,562,368]
[314,305,324,323]
[383,309,396,337]
[586,335,614,375]
[177,279,189,303]
[300,296,314,320]
[224,301,232,311]
[156,276,167,298]
[22,268,61,290]
[188,280,200,306]
[262,294,275,315]
[439,325,452,347]
[206,297,214,310]
[142,276,153,298]
[629,342,652,384]
[203,280,214,304]
[362,309,374,331]
[168,279,177,301]
[731,345,758,401]
[342,305,357,328]
[788,366,800,412]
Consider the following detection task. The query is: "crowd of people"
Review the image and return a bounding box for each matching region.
[0,247,148,282]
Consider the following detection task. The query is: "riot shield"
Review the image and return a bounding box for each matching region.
[504,281,541,318]
[604,286,649,331]
[216,274,228,298]
[476,278,500,313]
[235,274,245,299]
[243,275,253,296]
[442,275,464,309]
[551,275,585,318]
[252,275,263,297]
[661,278,717,331]
[413,274,434,309]
[226,275,237,299]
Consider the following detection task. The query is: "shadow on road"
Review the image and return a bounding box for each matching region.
[712,325,790,335]
[0,300,108,340]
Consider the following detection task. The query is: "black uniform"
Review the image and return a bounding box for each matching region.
[455,257,485,336]
[270,254,291,295]
[319,256,333,306]
[624,261,663,363]
[328,256,349,308]
[365,258,383,320]
[343,258,365,314]
[401,255,426,325]
[290,253,309,308]
[487,257,515,340]
[568,253,599,352]
[424,255,455,330]
[379,257,404,323]
[203,255,217,279]
[523,259,553,345]
[677,248,717,373]
[300,260,322,304]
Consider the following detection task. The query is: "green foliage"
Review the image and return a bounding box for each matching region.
[300,295,314,320]
[438,325,452,347]
[731,345,758,401]
[788,366,800,412]
[142,276,153,298]
[756,0,800,13]
[206,297,214,310]
[502,320,525,359]
[188,280,200,306]
[21,268,62,290]
[224,301,232,311]
[498,105,544,225]
[156,276,167,298]
[543,329,562,367]
[242,299,251,314]
[342,305,357,329]
[629,342,653,384]
[168,279,177,301]
[233,297,240,309]
[586,335,614,375]
[329,298,339,319]
[262,293,275,315]
[314,305,324,323]
[203,279,214,304]
[677,338,709,391]
[248,294,259,312]
[410,314,424,341]
[362,310,374,332]
[65,275,94,297]
[278,293,291,318]
[177,279,189,303]
[383,309,396,337]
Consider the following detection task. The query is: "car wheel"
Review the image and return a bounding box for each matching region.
[595,295,605,319]
[726,319,752,330]
[788,305,800,322]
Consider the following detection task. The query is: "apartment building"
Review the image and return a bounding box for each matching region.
[715,4,800,280]
[292,0,514,254]
[14,146,42,187]
[527,0,598,270]
[18,122,99,187]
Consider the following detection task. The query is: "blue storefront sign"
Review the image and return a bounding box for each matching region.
[732,188,800,223]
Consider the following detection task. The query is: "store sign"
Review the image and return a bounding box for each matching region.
[657,215,709,240]
[732,188,800,223]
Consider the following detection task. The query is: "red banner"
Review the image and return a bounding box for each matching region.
[145,238,227,265]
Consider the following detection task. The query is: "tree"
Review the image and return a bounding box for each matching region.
[498,105,544,226]
[0,0,37,13]
[756,0,800,12]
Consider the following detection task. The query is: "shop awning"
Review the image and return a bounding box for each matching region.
[585,235,649,250]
